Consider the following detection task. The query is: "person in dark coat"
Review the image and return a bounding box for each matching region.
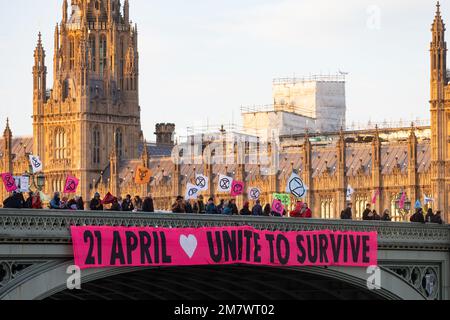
[142,194,155,213]
[230,199,239,215]
[425,208,435,223]
[341,203,353,220]
[24,192,33,209]
[110,198,121,211]
[263,204,272,216]
[206,198,218,215]
[90,193,104,211]
[381,209,392,221]
[185,200,194,214]
[217,199,225,214]
[240,202,252,216]
[172,196,186,213]
[76,196,85,211]
[50,192,61,210]
[121,194,134,212]
[410,208,425,224]
[252,200,263,216]
[372,210,381,221]
[431,211,444,225]
[3,192,24,209]
[193,195,206,214]
[362,204,373,221]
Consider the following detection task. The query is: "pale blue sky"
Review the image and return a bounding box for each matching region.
[0,0,439,140]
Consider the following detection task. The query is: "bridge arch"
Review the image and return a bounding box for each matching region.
[0,261,425,300]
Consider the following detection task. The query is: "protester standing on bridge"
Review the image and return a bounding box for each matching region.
[31,192,43,209]
[263,204,272,216]
[49,192,61,210]
[425,208,435,223]
[90,193,104,211]
[240,202,252,216]
[371,210,381,221]
[341,203,353,220]
[432,211,444,225]
[206,198,218,214]
[193,195,206,214]
[3,191,25,209]
[252,200,263,216]
[230,199,239,215]
[185,200,194,213]
[290,201,303,218]
[24,192,33,209]
[133,196,143,212]
[362,204,373,220]
[300,203,312,218]
[172,196,186,213]
[216,199,225,214]
[222,201,232,215]
[381,209,392,221]
[110,197,121,211]
[410,208,425,224]
[121,195,134,212]
[76,196,85,210]
[142,194,155,213]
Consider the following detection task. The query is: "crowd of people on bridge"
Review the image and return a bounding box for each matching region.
[340,202,444,225]
[170,195,313,218]
[0,191,445,224]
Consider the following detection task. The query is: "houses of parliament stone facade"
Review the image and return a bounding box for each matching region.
[0,1,449,221]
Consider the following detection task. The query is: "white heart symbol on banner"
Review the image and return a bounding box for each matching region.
[180,235,198,259]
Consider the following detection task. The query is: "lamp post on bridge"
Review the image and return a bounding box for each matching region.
[23,164,45,193]
[395,193,412,222]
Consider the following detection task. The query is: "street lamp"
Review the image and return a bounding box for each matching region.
[395,193,412,222]
[24,164,46,192]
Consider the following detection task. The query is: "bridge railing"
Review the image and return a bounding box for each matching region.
[0,209,449,250]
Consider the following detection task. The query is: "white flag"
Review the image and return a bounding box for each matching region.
[424,195,434,204]
[248,187,261,201]
[19,176,30,193]
[185,183,200,201]
[29,155,43,174]
[217,174,233,193]
[286,173,307,199]
[13,176,21,190]
[195,174,209,192]
[346,185,355,200]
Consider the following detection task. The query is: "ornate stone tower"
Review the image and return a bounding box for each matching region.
[430,2,449,219]
[32,0,141,200]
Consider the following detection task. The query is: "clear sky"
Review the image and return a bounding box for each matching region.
[0,0,439,141]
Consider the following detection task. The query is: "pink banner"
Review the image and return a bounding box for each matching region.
[1,173,17,192]
[64,175,79,194]
[272,199,284,215]
[399,192,406,209]
[372,189,380,204]
[231,180,244,197]
[71,226,378,270]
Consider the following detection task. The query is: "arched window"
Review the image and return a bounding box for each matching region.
[99,35,107,76]
[355,195,368,220]
[115,129,123,158]
[69,37,75,70]
[55,128,67,159]
[89,35,96,72]
[320,196,334,219]
[390,195,402,222]
[93,127,101,164]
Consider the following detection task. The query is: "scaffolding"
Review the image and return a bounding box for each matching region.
[273,74,347,86]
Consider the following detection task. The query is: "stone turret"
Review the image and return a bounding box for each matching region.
[154,123,175,145]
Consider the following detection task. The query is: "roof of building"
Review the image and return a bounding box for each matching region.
[0,137,33,161]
